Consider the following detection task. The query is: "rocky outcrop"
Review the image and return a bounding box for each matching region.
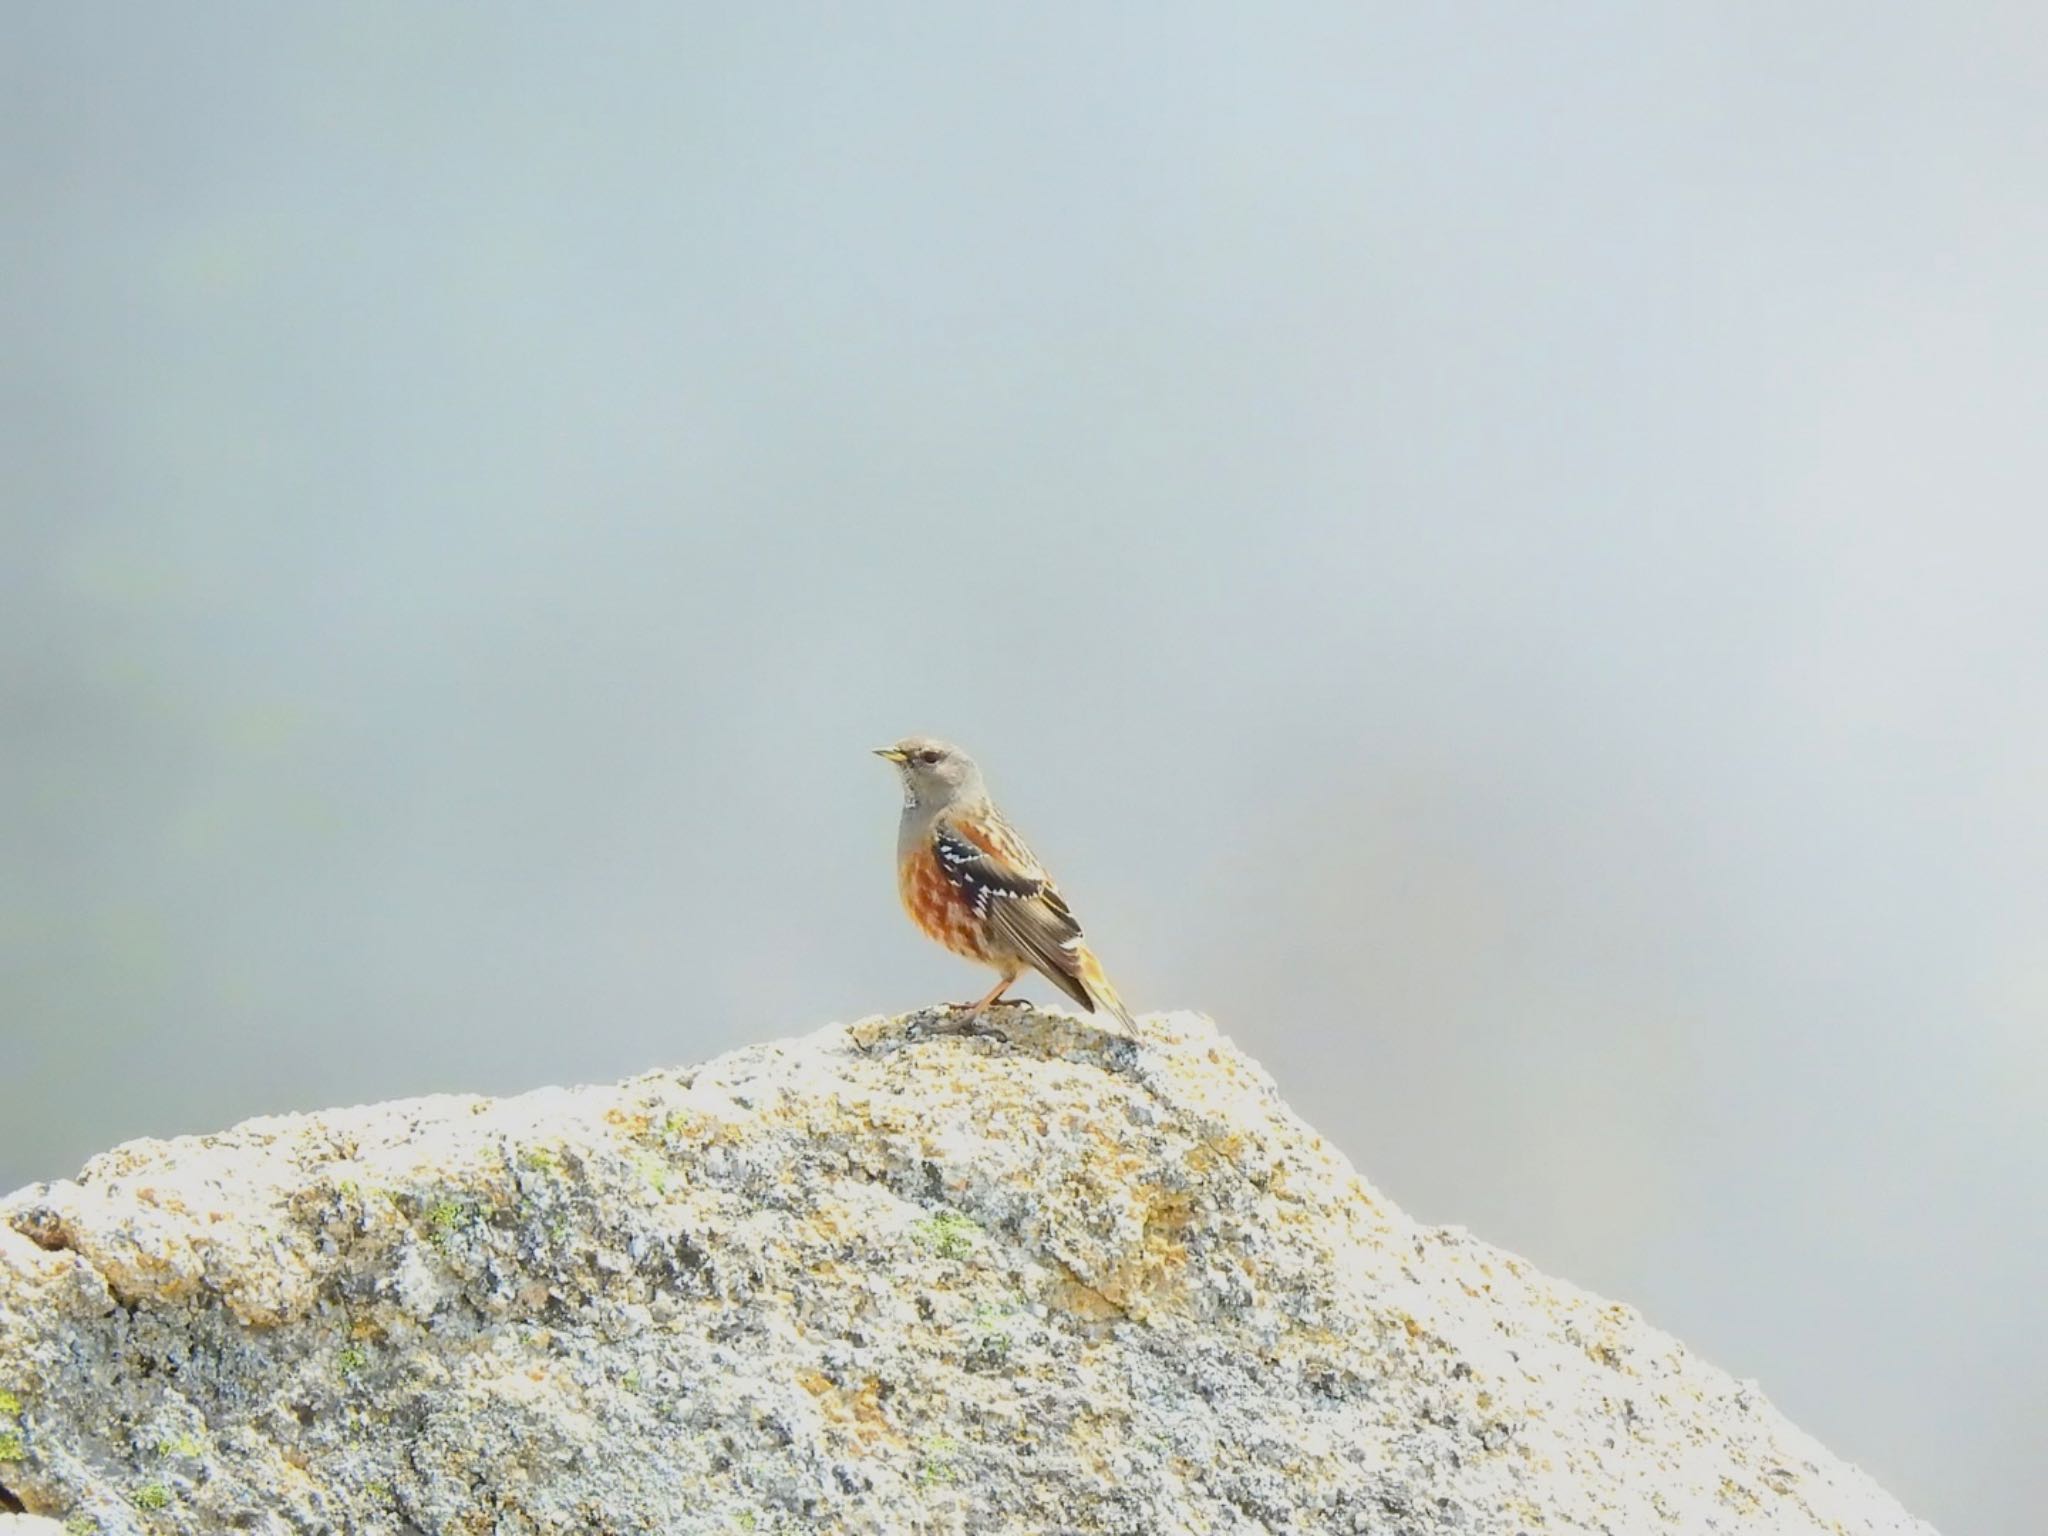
[0,1009,1932,1535]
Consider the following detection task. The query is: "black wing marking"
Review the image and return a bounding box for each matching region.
[932,825,1046,910]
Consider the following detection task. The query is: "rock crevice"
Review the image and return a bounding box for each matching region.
[0,1009,1933,1535]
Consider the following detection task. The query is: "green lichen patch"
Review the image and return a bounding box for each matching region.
[421,1197,477,1246]
[964,1297,1022,1367]
[0,1429,25,1462]
[131,1483,172,1511]
[335,1344,370,1378]
[965,1329,1012,1370]
[0,1387,21,1416]
[911,1210,979,1261]
[631,1150,672,1195]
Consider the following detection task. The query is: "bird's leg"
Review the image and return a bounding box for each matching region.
[953,972,1028,1013]
[916,972,1027,1039]
[966,975,1013,1011]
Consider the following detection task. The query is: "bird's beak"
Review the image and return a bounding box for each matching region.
[873,747,908,763]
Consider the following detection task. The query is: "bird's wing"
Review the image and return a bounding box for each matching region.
[933,814,1095,1012]
[932,819,1052,904]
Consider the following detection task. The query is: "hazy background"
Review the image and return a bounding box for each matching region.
[5,7,2043,1532]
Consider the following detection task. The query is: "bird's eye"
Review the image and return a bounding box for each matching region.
[917,749,942,765]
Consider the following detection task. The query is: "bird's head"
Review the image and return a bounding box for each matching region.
[874,736,983,809]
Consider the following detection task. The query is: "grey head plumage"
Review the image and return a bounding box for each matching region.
[873,737,989,859]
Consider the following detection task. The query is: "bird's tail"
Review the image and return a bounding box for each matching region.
[1076,944,1138,1036]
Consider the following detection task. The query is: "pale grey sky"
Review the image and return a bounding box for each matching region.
[5,8,2044,1532]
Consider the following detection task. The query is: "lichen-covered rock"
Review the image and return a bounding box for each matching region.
[0,1010,1932,1535]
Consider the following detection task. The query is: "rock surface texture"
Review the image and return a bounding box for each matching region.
[1,1010,1932,1535]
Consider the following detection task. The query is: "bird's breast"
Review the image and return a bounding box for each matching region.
[898,844,999,962]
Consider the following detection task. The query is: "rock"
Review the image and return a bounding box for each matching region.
[0,1009,1933,1535]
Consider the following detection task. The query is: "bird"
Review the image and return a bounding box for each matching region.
[875,737,1137,1034]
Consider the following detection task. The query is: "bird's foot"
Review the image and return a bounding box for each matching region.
[904,1000,1026,1041]
[950,996,1031,1013]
